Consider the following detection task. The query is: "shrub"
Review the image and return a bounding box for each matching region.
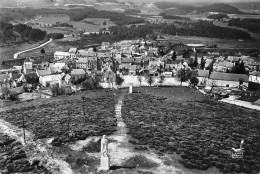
[82,77,95,90]
[145,74,155,86]
[1,87,10,99]
[115,75,124,86]
[9,92,18,101]
[190,77,199,87]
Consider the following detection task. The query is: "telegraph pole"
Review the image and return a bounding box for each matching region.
[22,114,26,144]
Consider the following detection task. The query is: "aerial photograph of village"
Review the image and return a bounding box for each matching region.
[0,0,259,173]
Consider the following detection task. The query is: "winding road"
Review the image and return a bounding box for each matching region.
[14,38,53,59]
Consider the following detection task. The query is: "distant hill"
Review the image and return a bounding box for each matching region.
[154,2,182,10]
[197,3,243,14]
[155,2,243,15]
[230,2,260,11]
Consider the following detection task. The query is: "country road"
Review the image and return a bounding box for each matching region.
[14,38,53,59]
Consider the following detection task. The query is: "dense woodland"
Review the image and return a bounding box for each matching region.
[0,22,46,44]
[109,21,251,40]
[228,18,260,34]
[69,10,145,25]
[159,13,190,20]
[207,14,229,20]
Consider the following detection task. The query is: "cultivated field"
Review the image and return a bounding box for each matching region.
[122,87,259,173]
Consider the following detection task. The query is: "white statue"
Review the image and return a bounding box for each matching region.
[100,135,110,170]
[101,135,108,157]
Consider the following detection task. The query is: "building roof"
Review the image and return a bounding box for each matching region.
[50,67,62,74]
[71,69,85,75]
[254,99,260,106]
[54,51,71,56]
[214,61,234,68]
[69,48,78,53]
[76,57,97,63]
[24,72,38,81]
[36,69,52,77]
[209,72,249,82]
[186,44,206,47]
[78,50,97,57]
[250,71,260,77]
[197,70,210,77]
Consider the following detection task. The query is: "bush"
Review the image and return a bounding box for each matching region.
[115,75,124,86]
[1,87,10,99]
[47,33,64,39]
[82,76,95,90]
[190,77,199,87]
[9,92,18,101]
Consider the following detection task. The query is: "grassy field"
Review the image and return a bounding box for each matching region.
[122,87,259,173]
[159,34,260,49]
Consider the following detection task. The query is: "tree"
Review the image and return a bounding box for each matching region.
[192,53,198,68]
[158,75,165,86]
[40,48,45,55]
[82,76,95,90]
[238,60,246,74]
[145,74,155,86]
[29,28,46,41]
[177,69,189,86]
[1,87,10,99]
[190,76,199,87]
[200,56,205,69]
[115,75,124,87]
[137,75,142,86]
[171,50,177,60]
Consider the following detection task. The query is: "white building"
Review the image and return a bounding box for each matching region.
[54,51,72,61]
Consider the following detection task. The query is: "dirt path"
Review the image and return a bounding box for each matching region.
[107,92,185,174]
[14,38,53,59]
[0,118,73,174]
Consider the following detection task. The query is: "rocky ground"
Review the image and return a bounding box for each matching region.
[0,93,117,146]
[0,133,50,173]
[122,93,260,174]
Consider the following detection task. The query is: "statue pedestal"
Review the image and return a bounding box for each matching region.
[100,156,110,171]
[129,85,132,93]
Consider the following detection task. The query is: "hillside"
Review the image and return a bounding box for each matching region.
[155,2,243,15]
[198,3,243,14]
[230,2,260,11]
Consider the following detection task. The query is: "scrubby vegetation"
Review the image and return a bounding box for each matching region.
[0,133,50,173]
[0,94,117,146]
[122,93,259,173]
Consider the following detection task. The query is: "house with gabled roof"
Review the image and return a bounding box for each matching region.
[208,72,248,87]
[75,57,97,70]
[36,69,52,77]
[71,69,85,79]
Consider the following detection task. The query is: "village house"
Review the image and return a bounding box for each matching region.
[77,50,97,57]
[23,61,33,74]
[249,71,260,90]
[54,51,72,61]
[36,69,52,78]
[101,42,110,49]
[39,74,63,87]
[197,69,210,86]
[75,57,97,71]
[213,61,234,72]
[71,69,85,79]
[208,72,249,87]
[248,62,260,72]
